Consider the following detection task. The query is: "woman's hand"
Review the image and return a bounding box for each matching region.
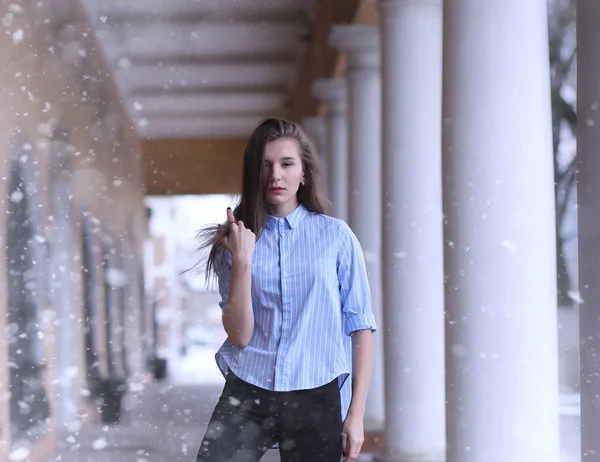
[222,207,255,265]
[341,413,364,461]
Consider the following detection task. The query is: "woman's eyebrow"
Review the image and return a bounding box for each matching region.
[264,157,296,162]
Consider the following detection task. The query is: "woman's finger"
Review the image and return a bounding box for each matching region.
[226,207,235,224]
[341,432,348,457]
[227,222,237,235]
[222,236,230,251]
[346,440,360,461]
[352,440,362,459]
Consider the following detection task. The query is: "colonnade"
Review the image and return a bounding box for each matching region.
[304,1,562,461]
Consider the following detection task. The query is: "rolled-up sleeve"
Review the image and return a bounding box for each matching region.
[337,221,377,336]
[214,247,232,310]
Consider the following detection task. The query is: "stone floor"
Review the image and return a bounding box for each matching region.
[42,383,582,462]
[44,380,279,462]
[43,347,581,462]
[44,346,281,462]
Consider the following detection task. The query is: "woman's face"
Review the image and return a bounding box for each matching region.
[263,137,305,217]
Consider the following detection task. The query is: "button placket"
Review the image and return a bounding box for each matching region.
[279,218,285,237]
[277,218,290,389]
[274,218,287,389]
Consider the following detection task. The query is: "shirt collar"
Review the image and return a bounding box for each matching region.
[265,204,308,230]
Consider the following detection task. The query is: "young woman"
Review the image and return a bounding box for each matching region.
[195,118,376,462]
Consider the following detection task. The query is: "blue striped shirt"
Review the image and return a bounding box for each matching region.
[214,204,376,421]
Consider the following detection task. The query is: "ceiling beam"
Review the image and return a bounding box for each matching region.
[143,138,246,195]
[101,11,312,28]
[93,0,315,19]
[130,91,288,117]
[103,22,310,62]
[119,52,298,68]
[93,26,301,67]
[128,85,289,98]
[137,114,281,139]
[116,62,296,94]
[287,0,361,122]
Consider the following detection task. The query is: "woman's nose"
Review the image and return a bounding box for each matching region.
[270,166,282,181]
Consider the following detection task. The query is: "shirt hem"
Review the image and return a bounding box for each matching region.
[216,351,350,393]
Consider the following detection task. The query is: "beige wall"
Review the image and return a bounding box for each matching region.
[0,0,146,459]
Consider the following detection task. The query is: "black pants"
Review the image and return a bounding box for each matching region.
[196,372,342,462]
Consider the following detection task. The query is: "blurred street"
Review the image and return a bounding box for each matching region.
[38,346,580,462]
[42,346,282,462]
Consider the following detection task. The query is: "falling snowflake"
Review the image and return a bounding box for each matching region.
[106,268,128,288]
[3,13,14,27]
[12,28,23,44]
[568,290,583,304]
[501,239,516,252]
[8,447,29,461]
[92,437,108,451]
[10,189,23,203]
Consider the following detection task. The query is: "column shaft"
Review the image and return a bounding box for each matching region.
[380,1,446,460]
[442,1,559,461]
[577,1,600,460]
[312,79,349,221]
[331,24,385,431]
[302,116,330,204]
[328,106,349,221]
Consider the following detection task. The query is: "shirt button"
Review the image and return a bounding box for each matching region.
[280,232,285,237]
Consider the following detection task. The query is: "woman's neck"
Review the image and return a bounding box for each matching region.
[267,200,300,218]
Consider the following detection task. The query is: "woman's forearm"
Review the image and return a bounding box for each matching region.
[347,329,374,418]
[222,259,254,348]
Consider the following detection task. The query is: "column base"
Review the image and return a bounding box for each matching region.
[373,451,445,462]
[362,431,384,453]
[358,455,376,461]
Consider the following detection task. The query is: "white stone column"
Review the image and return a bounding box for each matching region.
[49,147,82,436]
[378,1,446,461]
[312,78,349,221]
[302,116,331,202]
[122,233,145,382]
[330,24,385,433]
[442,2,559,462]
[577,1,600,460]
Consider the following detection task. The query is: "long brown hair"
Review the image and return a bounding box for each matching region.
[197,117,329,280]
